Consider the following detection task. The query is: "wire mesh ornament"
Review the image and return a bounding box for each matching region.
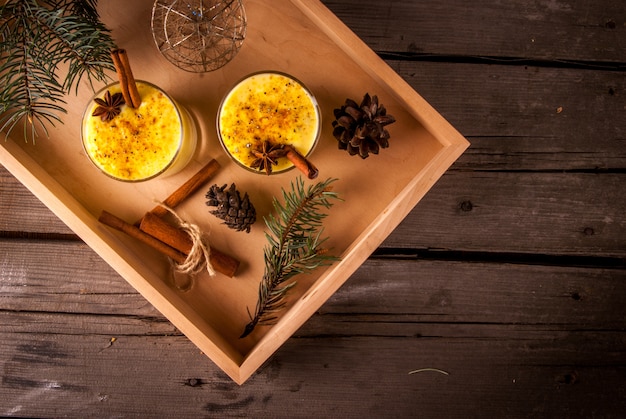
[151,0,247,73]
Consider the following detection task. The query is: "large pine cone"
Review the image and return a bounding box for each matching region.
[332,93,396,158]
[205,183,256,233]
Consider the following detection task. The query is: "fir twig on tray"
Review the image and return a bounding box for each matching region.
[240,177,341,338]
[0,0,116,142]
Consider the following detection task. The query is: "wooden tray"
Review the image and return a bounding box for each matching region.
[0,0,469,384]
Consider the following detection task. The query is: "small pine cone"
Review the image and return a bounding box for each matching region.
[332,93,396,158]
[205,183,256,233]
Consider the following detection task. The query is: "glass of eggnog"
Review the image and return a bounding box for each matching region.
[81,80,197,182]
[217,71,320,175]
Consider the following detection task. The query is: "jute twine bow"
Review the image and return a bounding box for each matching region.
[155,202,215,290]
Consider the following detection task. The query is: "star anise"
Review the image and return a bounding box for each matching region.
[92,90,125,122]
[250,140,287,175]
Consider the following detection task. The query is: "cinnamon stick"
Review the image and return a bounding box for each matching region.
[141,212,194,253]
[148,159,221,218]
[111,49,141,108]
[140,212,240,277]
[99,210,186,264]
[100,210,240,277]
[284,145,318,179]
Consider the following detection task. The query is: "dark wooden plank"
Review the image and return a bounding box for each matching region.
[1,329,624,418]
[308,258,626,330]
[3,241,624,326]
[0,165,74,236]
[383,171,626,258]
[322,0,626,64]
[390,62,626,171]
[0,239,161,317]
[1,250,624,417]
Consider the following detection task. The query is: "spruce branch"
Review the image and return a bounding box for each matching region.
[240,177,341,338]
[0,0,116,142]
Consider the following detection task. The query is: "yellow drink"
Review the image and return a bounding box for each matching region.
[82,81,196,182]
[217,72,320,174]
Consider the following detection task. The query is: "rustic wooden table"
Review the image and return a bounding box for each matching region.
[1,0,625,417]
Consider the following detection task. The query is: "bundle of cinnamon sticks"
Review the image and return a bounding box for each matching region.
[99,159,240,278]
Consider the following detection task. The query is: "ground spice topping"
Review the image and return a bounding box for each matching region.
[83,82,182,181]
[218,72,319,173]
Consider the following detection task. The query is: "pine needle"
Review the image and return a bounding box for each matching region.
[240,177,341,338]
[408,368,450,376]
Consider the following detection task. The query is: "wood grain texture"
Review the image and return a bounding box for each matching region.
[391,62,626,171]
[1,0,625,415]
[321,0,626,64]
[1,242,624,417]
[0,166,74,235]
[384,171,626,257]
[0,0,470,383]
[2,330,623,418]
